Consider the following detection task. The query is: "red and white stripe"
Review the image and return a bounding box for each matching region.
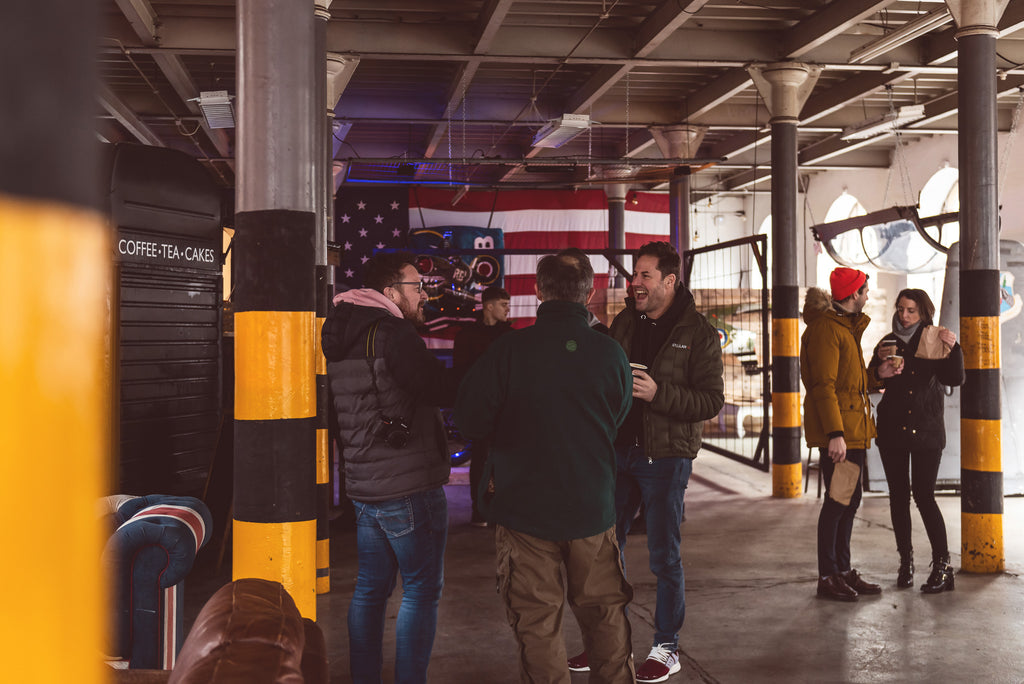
[118,504,207,555]
[409,188,670,329]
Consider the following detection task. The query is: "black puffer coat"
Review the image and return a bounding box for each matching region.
[321,292,457,503]
[867,324,965,451]
[609,287,724,460]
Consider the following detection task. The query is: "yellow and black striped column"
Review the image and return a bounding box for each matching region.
[955,6,1005,573]
[233,210,318,616]
[234,0,319,617]
[313,0,332,596]
[747,63,820,498]
[959,272,1003,572]
[1,0,109,680]
[315,267,332,594]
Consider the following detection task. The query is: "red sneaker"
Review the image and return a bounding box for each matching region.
[635,644,681,683]
[567,651,589,672]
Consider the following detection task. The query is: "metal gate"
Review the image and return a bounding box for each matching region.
[684,235,770,471]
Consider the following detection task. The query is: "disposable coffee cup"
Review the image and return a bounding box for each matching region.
[630,363,648,375]
[888,355,904,370]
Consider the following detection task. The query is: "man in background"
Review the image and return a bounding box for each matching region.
[453,286,512,526]
[455,251,634,683]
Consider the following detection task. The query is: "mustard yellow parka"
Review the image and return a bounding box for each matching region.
[799,287,879,449]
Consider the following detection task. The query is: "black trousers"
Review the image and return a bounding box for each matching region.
[878,445,948,560]
[817,448,865,577]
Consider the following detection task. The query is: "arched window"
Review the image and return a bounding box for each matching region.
[817,191,874,289]
[908,165,960,303]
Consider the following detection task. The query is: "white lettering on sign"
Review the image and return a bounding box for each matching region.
[473,236,494,250]
[117,237,219,268]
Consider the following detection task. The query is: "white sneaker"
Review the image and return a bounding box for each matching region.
[635,643,681,682]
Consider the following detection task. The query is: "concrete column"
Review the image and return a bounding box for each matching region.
[948,0,1006,573]
[314,0,332,597]
[607,183,627,288]
[669,168,691,277]
[234,0,318,618]
[748,63,821,499]
[1,1,108,680]
[650,125,706,272]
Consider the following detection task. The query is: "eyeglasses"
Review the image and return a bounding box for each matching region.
[390,281,424,293]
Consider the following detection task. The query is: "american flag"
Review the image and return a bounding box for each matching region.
[409,187,670,326]
[334,186,409,291]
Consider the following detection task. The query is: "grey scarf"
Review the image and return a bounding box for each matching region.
[892,316,921,344]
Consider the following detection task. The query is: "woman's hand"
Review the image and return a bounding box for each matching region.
[938,327,957,347]
[877,342,896,361]
[877,358,903,378]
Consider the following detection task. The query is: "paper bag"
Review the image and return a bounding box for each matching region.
[915,325,952,360]
[829,460,861,506]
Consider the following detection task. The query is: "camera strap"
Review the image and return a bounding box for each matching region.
[364,320,382,397]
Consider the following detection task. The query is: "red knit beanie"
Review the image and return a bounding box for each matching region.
[830,267,867,301]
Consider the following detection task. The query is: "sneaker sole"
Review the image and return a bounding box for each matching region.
[637,660,681,683]
[567,665,590,672]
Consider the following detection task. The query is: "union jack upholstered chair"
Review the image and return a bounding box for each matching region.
[102,494,212,670]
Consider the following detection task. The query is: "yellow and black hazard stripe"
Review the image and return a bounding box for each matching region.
[772,285,803,498]
[233,209,318,618]
[315,263,331,594]
[959,268,1004,573]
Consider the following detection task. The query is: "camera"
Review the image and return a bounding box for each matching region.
[375,413,411,449]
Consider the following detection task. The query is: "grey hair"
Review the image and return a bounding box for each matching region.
[535,250,594,304]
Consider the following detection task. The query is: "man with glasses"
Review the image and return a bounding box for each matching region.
[322,251,458,684]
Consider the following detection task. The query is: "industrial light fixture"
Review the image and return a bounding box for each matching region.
[532,114,590,148]
[190,90,235,129]
[840,104,926,141]
[849,7,953,65]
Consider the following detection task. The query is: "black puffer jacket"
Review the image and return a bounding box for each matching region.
[609,287,725,459]
[321,290,457,503]
[868,323,965,451]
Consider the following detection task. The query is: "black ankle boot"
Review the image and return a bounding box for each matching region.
[897,550,914,588]
[920,554,955,594]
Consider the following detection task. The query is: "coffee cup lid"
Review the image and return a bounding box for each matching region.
[630,363,648,371]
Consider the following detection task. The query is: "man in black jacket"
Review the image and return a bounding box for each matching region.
[321,251,458,684]
[570,241,724,683]
[453,286,512,526]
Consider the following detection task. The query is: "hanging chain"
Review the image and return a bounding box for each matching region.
[999,86,1024,198]
[624,70,631,157]
[886,85,916,207]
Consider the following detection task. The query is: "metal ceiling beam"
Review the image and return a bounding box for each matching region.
[783,0,894,58]
[633,0,712,58]
[113,0,157,43]
[97,84,164,147]
[112,0,233,166]
[683,70,753,120]
[424,1,513,160]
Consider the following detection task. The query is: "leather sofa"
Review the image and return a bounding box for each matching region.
[102,494,213,669]
[112,578,328,684]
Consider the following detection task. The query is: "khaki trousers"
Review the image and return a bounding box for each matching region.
[495,525,634,684]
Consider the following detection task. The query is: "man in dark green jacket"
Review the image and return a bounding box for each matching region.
[571,241,723,684]
[455,250,634,684]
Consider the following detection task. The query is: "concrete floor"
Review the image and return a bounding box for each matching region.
[188,456,1024,683]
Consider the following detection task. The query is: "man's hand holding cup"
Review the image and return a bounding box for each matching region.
[630,363,658,402]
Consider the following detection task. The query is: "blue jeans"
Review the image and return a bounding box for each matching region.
[614,445,692,648]
[348,487,448,684]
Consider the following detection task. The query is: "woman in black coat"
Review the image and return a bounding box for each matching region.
[868,288,964,594]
